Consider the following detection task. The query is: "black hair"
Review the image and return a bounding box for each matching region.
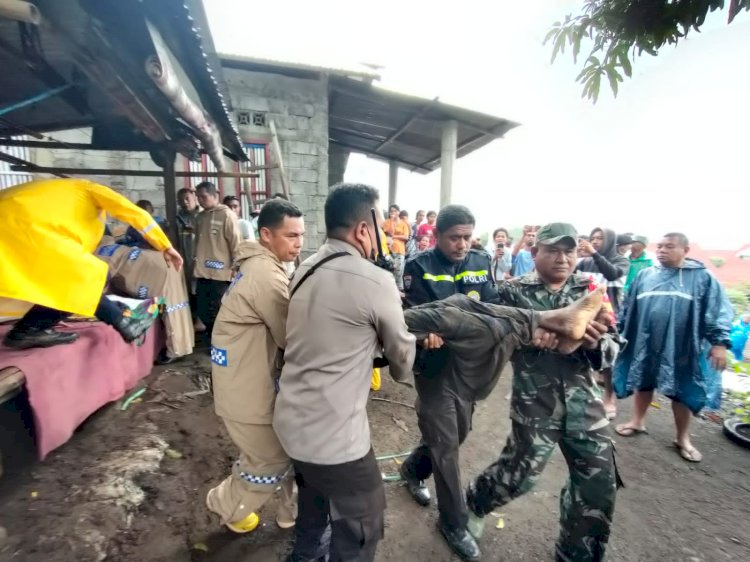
[223,195,240,206]
[426,210,437,218]
[663,232,689,247]
[436,205,475,233]
[492,227,509,239]
[389,204,400,212]
[399,210,409,218]
[177,187,194,197]
[417,235,430,242]
[324,183,379,236]
[258,199,303,230]
[273,192,289,201]
[136,199,153,210]
[196,181,217,195]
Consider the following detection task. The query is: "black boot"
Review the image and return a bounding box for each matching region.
[399,462,431,506]
[111,313,157,343]
[154,349,177,365]
[3,328,79,350]
[438,521,481,562]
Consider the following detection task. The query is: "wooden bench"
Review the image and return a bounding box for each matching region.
[0,366,25,406]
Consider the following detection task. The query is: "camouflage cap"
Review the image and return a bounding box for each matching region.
[535,222,578,246]
[632,235,648,245]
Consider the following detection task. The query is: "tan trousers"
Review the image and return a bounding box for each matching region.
[162,268,194,358]
[207,418,296,525]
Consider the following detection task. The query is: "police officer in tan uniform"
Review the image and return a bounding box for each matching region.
[194,182,241,337]
[206,199,305,533]
[95,236,194,363]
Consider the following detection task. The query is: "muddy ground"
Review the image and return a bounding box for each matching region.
[1,352,749,562]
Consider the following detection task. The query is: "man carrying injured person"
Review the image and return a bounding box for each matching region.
[400,209,614,561]
[95,235,194,364]
[412,223,619,562]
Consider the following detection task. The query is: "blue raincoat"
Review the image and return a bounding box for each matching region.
[613,258,733,413]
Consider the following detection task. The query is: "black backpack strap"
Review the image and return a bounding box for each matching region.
[290,252,349,298]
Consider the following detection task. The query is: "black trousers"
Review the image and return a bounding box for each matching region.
[291,449,385,562]
[401,374,474,531]
[195,278,230,336]
[11,297,124,333]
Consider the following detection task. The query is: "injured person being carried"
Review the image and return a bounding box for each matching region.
[95,235,194,364]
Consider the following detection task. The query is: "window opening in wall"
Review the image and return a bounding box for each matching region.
[237,111,251,126]
[238,142,271,216]
[0,136,32,190]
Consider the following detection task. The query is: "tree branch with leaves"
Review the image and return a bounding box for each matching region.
[546,0,750,102]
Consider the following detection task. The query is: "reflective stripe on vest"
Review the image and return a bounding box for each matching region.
[423,273,455,282]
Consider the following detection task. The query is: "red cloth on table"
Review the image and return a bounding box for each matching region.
[0,320,162,459]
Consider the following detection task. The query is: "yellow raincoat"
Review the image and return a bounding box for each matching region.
[0,178,172,317]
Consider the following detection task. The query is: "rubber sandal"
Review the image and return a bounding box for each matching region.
[614,424,648,437]
[673,442,703,463]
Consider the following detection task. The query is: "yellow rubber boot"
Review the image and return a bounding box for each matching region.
[371,368,381,391]
[226,512,260,534]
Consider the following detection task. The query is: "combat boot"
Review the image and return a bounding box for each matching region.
[111,312,157,343]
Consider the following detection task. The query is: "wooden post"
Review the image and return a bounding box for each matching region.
[162,150,178,246]
[268,119,291,200]
[388,160,398,206]
[440,120,457,208]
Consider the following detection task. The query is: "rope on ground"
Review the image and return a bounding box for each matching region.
[371,397,415,409]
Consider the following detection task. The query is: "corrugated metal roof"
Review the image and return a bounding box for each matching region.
[219,53,380,82]
[0,0,245,161]
[328,76,519,173]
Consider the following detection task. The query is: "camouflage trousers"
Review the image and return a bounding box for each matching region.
[467,421,618,562]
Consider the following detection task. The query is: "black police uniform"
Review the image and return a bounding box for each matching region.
[401,247,498,532]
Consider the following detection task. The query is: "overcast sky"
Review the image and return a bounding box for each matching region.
[205,0,750,249]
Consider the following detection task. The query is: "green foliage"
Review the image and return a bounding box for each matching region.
[727,357,750,423]
[709,256,726,268]
[546,0,750,102]
[727,287,749,314]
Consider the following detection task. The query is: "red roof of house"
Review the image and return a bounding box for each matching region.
[645,243,750,286]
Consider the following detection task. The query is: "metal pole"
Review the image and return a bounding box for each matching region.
[440,120,457,208]
[0,84,73,118]
[8,164,261,178]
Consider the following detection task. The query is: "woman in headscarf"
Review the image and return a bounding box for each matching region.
[577,227,630,420]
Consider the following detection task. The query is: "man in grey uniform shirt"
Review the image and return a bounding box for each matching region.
[273,183,416,562]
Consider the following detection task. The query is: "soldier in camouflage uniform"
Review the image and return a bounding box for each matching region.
[466,223,621,562]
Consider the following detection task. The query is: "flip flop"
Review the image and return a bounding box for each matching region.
[673,442,703,463]
[614,424,648,437]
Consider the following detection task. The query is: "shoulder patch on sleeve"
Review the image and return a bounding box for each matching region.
[211,346,228,366]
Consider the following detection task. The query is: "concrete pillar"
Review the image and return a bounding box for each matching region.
[328,144,350,186]
[388,160,398,206]
[440,120,458,208]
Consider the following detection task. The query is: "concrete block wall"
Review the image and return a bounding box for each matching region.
[223,67,330,253]
[30,129,167,219]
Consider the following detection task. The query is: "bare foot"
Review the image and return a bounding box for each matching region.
[538,287,604,340]
[555,336,583,355]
